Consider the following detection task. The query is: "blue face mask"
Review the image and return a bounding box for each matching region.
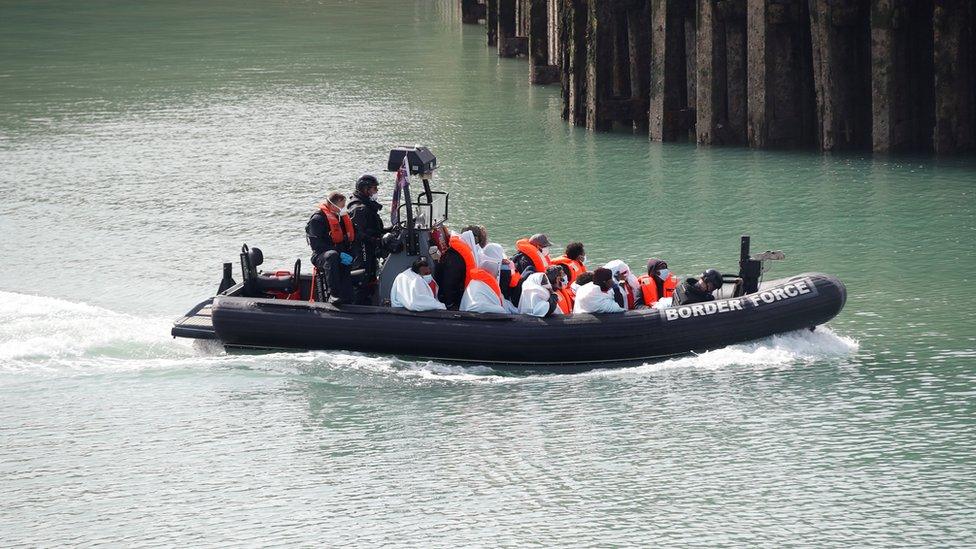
[658,268,670,280]
[422,274,433,284]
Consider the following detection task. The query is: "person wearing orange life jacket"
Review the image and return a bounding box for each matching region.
[603,260,641,310]
[636,258,679,308]
[390,258,446,312]
[511,233,553,306]
[433,226,482,310]
[481,243,520,312]
[550,241,586,285]
[460,254,513,314]
[306,191,356,304]
[546,265,573,315]
[511,233,553,277]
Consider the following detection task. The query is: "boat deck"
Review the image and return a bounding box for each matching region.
[171,299,217,340]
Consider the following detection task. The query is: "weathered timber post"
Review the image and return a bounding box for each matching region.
[746,0,816,148]
[561,0,588,125]
[933,0,975,154]
[808,0,871,151]
[587,0,615,131]
[461,0,481,24]
[499,0,520,56]
[628,0,652,133]
[529,0,560,84]
[697,0,727,144]
[612,4,633,98]
[650,0,694,141]
[871,0,934,153]
[724,0,748,144]
[487,0,498,46]
[696,0,747,144]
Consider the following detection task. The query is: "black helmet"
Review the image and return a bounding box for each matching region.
[702,269,723,289]
[356,173,379,193]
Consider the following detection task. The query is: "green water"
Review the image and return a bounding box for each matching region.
[1,0,975,545]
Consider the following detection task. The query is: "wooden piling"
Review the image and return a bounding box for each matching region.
[530,0,560,84]
[627,0,652,133]
[498,0,517,56]
[871,0,934,153]
[808,0,871,151]
[586,0,614,131]
[746,0,816,149]
[487,0,498,46]
[461,0,482,24]
[560,0,588,126]
[650,0,693,141]
[933,0,975,154]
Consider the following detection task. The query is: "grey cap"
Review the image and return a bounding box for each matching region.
[529,233,553,247]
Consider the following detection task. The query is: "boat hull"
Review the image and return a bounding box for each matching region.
[206,272,846,366]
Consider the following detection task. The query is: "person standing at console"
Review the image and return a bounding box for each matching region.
[347,174,387,305]
[306,191,356,304]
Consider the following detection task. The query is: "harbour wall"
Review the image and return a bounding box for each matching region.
[459,0,975,154]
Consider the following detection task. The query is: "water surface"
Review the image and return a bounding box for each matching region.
[1,0,974,546]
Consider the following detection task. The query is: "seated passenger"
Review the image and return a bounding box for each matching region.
[636,258,679,308]
[546,265,573,315]
[571,271,594,294]
[461,256,513,314]
[482,243,520,312]
[390,259,447,312]
[433,226,483,310]
[573,268,626,314]
[512,233,552,277]
[603,260,641,309]
[550,241,586,284]
[673,269,723,306]
[518,272,559,317]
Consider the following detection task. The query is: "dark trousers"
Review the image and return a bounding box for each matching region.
[313,250,353,302]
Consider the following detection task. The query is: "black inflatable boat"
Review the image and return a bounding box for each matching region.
[172,146,847,368]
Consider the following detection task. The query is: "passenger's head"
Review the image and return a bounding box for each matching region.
[698,268,723,292]
[355,174,379,196]
[575,271,595,287]
[565,241,585,261]
[545,265,565,290]
[478,225,489,247]
[482,258,501,278]
[593,268,614,291]
[327,191,346,210]
[462,225,487,247]
[647,258,670,280]
[529,233,553,253]
[411,258,432,277]
[483,243,506,262]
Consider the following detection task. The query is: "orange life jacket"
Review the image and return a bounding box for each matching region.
[555,287,573,314]
[449,235,477,285]
[515,238,550,274]
[318,203,355,245]
[468,268,504,306]
[508,269,521,288]
[550,256,585,283]
[637,273,678,306]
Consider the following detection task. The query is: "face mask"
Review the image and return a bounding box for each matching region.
[422,274,433,284]
[580,255,586,264]
[330,200,347,216]
[561,276,569,287]
[658,268,670,280]
[541,246,551,257]
[369,192,378,202]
